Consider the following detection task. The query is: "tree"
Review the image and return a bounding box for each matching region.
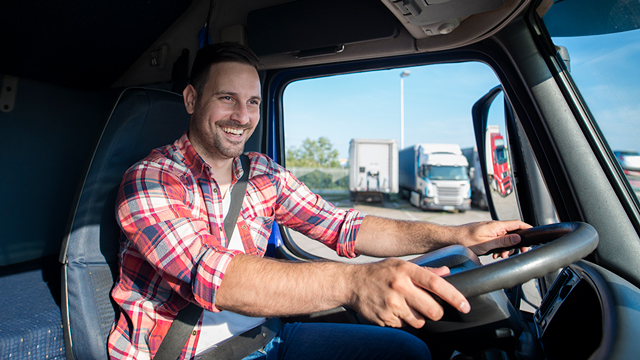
[286,136,340,167]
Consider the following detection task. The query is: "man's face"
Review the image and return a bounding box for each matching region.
[185,61,261,163]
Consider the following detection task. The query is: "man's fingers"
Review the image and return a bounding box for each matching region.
[500,219,534,233]
[503,233,523,247]
[424,266,450,277]
[398,305,426,328]
[410,266,470,319]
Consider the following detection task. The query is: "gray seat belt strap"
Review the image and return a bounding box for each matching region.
[154,154,254,360]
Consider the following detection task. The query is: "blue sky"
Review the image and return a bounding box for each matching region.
[283,29,640,160]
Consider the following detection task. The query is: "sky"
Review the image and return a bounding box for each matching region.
[282,28,640,161]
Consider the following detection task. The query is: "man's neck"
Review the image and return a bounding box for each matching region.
[206,157,235,197]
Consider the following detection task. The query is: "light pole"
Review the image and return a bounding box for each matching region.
[400,70,411,150]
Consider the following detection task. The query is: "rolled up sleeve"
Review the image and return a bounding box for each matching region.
[264,157,365,259]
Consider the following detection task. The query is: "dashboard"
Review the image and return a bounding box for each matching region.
[535,262,640,359]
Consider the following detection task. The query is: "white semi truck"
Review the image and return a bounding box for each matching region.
[348,139,399,202]
[399,143,471,211]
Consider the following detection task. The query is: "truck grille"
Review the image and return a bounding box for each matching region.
[502,178,512,192]
[435,185,464,205]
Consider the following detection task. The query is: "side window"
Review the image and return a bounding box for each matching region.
[281,62,523,262]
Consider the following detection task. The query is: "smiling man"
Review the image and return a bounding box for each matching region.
[108,42,530,360]
[185,59,262,198]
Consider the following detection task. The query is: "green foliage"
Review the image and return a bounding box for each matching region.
[297,170,348,190]
[286,137,340,168]
[297,170,334,189]
[334,175,349,189]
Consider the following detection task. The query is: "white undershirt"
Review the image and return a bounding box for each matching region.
[194,188,266,357]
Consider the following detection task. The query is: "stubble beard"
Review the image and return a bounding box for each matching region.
[191,110,253,161]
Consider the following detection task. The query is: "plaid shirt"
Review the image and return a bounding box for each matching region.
[108,133,364,360]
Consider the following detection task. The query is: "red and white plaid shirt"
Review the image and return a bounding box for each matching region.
[107,133,364,360]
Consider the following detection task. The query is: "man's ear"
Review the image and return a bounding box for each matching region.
[183,84,197,115]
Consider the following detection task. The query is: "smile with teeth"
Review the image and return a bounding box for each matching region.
[221,127,244,136]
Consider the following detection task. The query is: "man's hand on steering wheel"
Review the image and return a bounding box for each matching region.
[455,220,533,259]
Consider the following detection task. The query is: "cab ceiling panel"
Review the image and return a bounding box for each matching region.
[247,0,400,58]
[0,0,193,90]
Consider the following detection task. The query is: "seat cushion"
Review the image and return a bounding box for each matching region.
[0,268,66,359]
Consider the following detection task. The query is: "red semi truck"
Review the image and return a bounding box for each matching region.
[486,125,513,197]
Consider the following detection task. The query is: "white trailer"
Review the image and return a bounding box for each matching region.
[399,143,471,211]
[348,139,399,202]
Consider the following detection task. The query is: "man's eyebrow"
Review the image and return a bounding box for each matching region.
[213,91,237,97]
[213,91,262,101]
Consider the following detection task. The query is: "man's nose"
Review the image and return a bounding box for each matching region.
[230,103,250,124]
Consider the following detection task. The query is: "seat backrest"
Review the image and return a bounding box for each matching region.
[59,88,191,360]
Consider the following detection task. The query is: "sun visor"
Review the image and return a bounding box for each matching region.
[247,0,400,58]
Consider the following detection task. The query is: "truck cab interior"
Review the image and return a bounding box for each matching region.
[2,0,640,359]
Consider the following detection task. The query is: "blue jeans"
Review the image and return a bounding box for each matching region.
[243,322,431,360]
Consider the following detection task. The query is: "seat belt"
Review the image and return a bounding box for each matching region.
[154,154,281,360]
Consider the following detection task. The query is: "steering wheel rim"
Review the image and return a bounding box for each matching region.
[445,222,598,298]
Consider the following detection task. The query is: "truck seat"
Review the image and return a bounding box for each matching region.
[59,88,191,360]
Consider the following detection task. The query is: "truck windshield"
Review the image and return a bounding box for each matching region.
[427,166,469,180]
[495,147,508,165]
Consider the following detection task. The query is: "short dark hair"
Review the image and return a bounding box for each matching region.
[190,42,262,94]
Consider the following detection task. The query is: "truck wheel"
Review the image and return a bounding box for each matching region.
[420,195,429,211]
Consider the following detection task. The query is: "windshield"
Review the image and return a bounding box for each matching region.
[544,9,640,201]
[495,147,508,165]
[427,165,469,180]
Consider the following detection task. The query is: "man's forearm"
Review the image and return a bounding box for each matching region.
[354,216,530,259]
[353,215,458,257]
[215,252,473,328]
[215,254,353,317]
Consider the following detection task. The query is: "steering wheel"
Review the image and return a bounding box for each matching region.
[441,222,598,298]
[410,222,598,352]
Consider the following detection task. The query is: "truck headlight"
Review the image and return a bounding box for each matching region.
[425,182,434,197]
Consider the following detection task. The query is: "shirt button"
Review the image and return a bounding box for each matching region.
[192,330,197,336]
[213,188,218,193]
[219,227,223,232]
[242,225,247,230]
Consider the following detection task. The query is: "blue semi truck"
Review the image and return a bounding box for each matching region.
[398,144,471,211]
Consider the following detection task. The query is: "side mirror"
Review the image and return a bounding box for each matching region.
[471,86,520,220]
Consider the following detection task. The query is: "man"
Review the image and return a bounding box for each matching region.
[108,42,530,360]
